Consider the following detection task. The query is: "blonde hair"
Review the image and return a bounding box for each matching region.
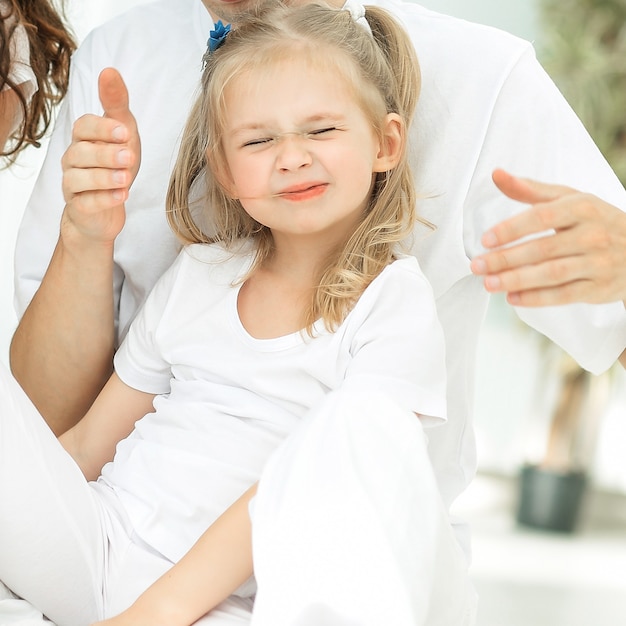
[167,2,426,333]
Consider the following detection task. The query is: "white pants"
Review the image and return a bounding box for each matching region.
[0,365,252,626]
[251,391,476,626]
[0,365,475,625]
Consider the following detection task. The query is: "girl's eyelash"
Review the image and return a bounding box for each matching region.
[242,127,337,147]
[309,127,336,135]
[243,138,273,147]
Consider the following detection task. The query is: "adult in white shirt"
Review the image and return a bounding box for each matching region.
[10,0,626,534]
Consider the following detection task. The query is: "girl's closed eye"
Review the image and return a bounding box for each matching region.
[242,136,276,148]
[307,126,339,138]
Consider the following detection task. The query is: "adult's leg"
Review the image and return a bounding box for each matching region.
[0,364,106,626]
[250,390,477,626]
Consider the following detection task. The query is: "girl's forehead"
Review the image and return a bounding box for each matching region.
[230,47,357,90]
[228,62,359,114]
[221,60,367,134]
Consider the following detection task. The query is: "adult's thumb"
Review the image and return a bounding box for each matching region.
[98,67,132,124]
[492,168,575,205]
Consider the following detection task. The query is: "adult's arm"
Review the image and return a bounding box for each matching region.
[470,169,626,369]
[0,87,21,149]
[10,69,140,434]
[92,485,256,626]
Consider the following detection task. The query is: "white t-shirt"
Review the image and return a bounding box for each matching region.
[104,244,446,562]
[14,0,626,513]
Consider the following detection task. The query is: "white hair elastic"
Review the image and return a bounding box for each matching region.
[342,0,372,34]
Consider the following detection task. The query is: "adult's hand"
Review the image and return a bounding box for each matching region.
[61,67,140,245]
[10,68,141,435]
[470,169,626,308]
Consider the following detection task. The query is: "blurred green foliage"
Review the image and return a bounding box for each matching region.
[539,0,626,185]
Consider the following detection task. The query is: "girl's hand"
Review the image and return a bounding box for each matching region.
[61,68,141,246]
[471,169,626,308]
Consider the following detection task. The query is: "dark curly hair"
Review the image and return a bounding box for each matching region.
[1,0,76,161]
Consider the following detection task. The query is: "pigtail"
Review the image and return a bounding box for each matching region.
[365,5,420,124]
[166,91,214,244]
[305,5,426,334]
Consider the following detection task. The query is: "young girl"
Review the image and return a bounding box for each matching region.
[0,2,473,625]
[0,0,75,158]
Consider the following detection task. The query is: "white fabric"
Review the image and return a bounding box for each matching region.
[250,389,477,626]
[0,247,453,624]
[1,0,37,135]
[107,244,446,565]
[13,0,626,533]
[0,363,254,625]
[1,0,37,96]
[342,0,371,34]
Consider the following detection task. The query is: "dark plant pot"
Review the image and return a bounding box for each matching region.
[516,464,587,533]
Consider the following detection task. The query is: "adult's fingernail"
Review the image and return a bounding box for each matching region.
[117,149,131,166]
[471,258,487,274]
[112,125,126,141]
[485,275,501,290]
[482,231,498,247]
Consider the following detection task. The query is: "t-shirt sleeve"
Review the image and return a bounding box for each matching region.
[4,18,37,99]
[113,251,187,395]
[461,46,626,373]
[341,257,447,426]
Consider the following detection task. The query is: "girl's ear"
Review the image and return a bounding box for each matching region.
[373,113,404,173]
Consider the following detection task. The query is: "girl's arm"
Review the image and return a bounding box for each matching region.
[60,372,156,480]
[93,484,257,626]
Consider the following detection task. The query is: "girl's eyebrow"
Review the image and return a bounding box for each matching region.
[229,113,346,135]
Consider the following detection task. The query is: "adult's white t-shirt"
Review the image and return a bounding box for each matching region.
[14,0,626,520]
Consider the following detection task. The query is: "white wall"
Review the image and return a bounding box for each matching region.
[418,0,540,41]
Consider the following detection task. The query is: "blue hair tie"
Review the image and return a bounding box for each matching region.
[208,20,231,53]
[202,20,231,70]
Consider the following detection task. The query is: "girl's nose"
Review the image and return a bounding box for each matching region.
[275,134,313,172]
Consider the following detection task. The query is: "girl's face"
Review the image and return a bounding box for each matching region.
[218,57,400,250]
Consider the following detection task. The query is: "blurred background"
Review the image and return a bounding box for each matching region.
[1,1,625,625]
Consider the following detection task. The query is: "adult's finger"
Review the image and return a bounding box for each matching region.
[491,168,576,205]
[63,165,132,197]
[481,254,589,295]
[480,190,597,251]
[63,137,134,173]
[71,113,129,145]
[98,67,141,183]
[471,225,582,276]
[99,67,132,125]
